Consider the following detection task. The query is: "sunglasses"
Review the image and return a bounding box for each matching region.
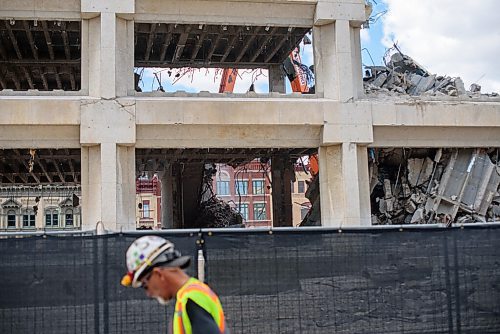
[140,270,155,290]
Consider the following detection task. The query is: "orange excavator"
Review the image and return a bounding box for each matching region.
[218,47,313,94]
[218,47,318,174]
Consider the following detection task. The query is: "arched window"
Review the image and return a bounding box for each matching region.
[45,209,59,227]
[65,209,74,226]
[7,210,16,228]
[23,209,36,228]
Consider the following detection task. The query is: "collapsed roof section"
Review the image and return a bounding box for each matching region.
[134,23,310,69]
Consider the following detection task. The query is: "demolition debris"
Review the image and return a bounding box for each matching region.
[371,148,500,225]
[364,50,499,98]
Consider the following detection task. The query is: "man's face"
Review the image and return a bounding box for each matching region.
[140,268,175,304]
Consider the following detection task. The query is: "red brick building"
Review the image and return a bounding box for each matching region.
[213,160,272,227]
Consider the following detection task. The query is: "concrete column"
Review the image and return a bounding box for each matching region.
[116,145,136,231]
[313,20,362,100]
[160,166,174,229]
[271,154,293,227]
[319,143,371,227]
[80,19,89,94]
[269,65,286,93]
[116,17,135,97]
[81,143,135,231]
[81,145,101,231]
[82,0,135,97]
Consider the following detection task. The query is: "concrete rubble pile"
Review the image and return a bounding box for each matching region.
[195,195,243,228]
[195,164,243,228]
[371,148,500,225]
[364,51,499,97]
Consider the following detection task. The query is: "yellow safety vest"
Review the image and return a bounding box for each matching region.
[173,278,226,334]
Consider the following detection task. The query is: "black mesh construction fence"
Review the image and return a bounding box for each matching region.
[1,226,499,334]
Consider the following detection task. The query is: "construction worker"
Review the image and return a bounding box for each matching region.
[121,235,227,334]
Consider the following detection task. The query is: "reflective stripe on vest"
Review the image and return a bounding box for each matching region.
[173,278,226,334]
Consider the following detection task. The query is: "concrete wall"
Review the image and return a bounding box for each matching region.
[0,0,499,230]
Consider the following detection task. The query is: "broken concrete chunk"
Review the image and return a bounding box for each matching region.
[404,200,417,214]
[371,72,388,88]
[454,77,466,95]
[407,157,434,187]
[408,74,436,95]
[410,208,425,224]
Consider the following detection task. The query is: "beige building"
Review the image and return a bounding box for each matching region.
[0,0,498,231]
[0,187,81,231]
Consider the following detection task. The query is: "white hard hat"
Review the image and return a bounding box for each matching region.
[121,235,190,288]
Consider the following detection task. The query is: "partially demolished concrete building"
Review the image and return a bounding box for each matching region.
[0,0,499,231]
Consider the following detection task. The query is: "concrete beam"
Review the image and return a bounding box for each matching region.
[135,0,315,27]
[0,125,80,148]
[0,97,80,125]
[136,124,322,148]
[372,126,500,148]
[135,98,325,125]
[81,0,134,19]
[314,0,367,26]
[0,0,81,20]
[370,100,500,127]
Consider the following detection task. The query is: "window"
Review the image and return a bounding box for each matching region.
[143,200,150,218]
[65,209,74,226]
[237,203,249,221]
[23,211,36,228]
[45,209,59,227]
[235,181,248,195]
[252,180,265,195]
[300,207,310,220]
[253,203,267,220]
[216,181,230,195]
[298,181,305,193]
[7,210,16,228]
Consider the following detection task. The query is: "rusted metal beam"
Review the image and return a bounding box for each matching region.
[220,27,243,63]
[5,21,23,60]
[61,22,71,60]
[0,59,79,65]
[37,158,53,183]
[13,149,40,183]
[0,36,9,60]
[190,30,207,61]
[0,72,7,89]
[50,151,65,183]
[144,23,157,62]
[206,33,222,62]
[39,67,48,90]
[53,66,62,89]
[250,27,278,62]
[159,24,173,62]
[23,20,38,60]
[65,149,77,183]
[172,26,192,62]
[235,27,262,63]
[41,21,55,60]
[69,67,76,90]
[10,69,21,90]
[21,66,34,89]
[0,173,16,184]
[264,31,291,63]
